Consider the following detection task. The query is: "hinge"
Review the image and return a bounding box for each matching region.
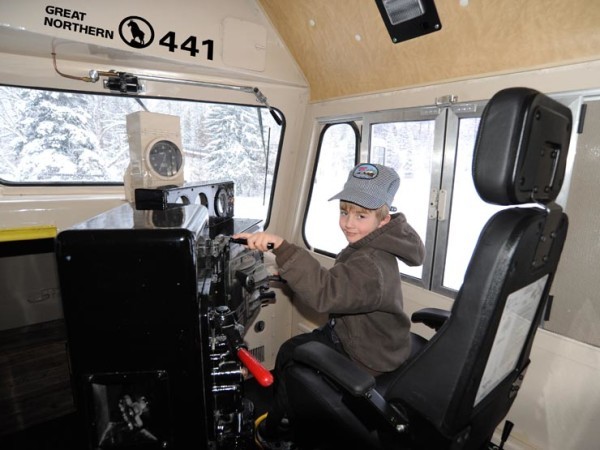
[435,94,458,107]
[428,188,448,221]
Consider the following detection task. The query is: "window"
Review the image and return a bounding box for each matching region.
[428,107,507,295]
[304,123,359,255]
[305,92,582,300]
[441,116,504,290]
[305,91,600,350]
[369,117,436,280]
[0,85,283,222]
[304,99,512,294]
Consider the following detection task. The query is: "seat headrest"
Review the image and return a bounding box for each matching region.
[472,87,572,205]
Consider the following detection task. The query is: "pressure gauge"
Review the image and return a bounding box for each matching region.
[147,139,183,178]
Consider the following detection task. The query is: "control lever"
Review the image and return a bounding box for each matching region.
[229,237,274,250]
[237,347,274,387]
[214,306,274,387]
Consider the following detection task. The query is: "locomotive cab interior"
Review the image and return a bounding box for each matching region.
[2,1,600,450]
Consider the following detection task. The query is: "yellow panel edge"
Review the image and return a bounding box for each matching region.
[0,225,58,242]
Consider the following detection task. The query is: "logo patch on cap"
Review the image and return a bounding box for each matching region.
[353,163,379,179]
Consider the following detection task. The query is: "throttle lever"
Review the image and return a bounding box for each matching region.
[230,237,274,250]
[237,347,274,387]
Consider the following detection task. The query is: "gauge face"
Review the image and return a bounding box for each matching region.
[148,140,182,177]
[215,188,232,217]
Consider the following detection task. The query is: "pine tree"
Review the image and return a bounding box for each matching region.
[14,89,100,181]
[201,104,267,196]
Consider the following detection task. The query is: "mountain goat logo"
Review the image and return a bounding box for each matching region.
[128,20,145,45]
[119,16,154,49]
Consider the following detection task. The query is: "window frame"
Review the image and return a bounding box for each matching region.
[0,83,284,184]
[0,83,285,229]
[302,121,361,258]
[303,92,581,297]
[430,102,488,297]
[361,105,445,290]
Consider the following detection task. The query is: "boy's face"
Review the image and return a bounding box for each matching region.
[339,205,390,244]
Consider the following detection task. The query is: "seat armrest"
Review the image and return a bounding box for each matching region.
[411,307,450,331]
[293,341,375,396]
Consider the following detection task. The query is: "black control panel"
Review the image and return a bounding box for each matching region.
[56,184,273,449]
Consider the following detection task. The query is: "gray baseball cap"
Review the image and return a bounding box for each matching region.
[329,163,400,211]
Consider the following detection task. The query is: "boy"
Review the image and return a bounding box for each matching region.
[234,163,425,449]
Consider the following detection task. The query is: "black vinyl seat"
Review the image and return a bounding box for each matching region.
[284,87,573,450]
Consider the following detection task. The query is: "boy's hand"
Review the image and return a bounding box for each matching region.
[233,232,284,252]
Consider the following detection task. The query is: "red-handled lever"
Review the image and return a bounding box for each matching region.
[237,347,274,387]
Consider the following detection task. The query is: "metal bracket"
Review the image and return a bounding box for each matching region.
[532,202,563,269]
[435,95,458,107]
[363,388,409,434]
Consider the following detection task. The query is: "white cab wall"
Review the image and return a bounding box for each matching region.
[0,0,309,234]
[0,0,307,86]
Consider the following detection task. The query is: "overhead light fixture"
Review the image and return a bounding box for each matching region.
[375,0,442,44]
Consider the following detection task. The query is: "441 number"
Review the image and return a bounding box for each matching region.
[159,31,214,60]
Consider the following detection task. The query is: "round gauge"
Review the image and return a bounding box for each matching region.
[147,139,183,178]
[215,188,232,217]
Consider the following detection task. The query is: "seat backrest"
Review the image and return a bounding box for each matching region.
[386,87,572,448]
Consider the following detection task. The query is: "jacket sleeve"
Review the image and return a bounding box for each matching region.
[273,241,387,314]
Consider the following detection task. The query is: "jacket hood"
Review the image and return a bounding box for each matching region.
[349,213,425,267]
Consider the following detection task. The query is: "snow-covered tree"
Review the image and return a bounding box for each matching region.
[200,104,271,196]
[13,89,101,181]
[0,85,282,219]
